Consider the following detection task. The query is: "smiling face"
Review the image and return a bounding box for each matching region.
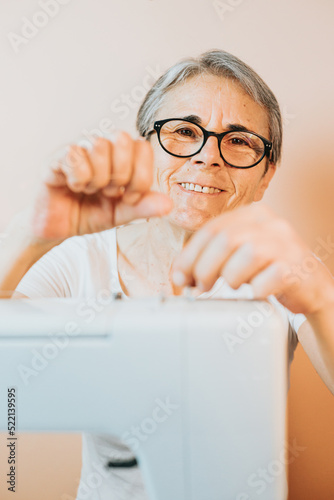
[149,73,277,232]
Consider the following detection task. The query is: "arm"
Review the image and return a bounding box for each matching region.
[1,134,172,298]
[298,301,334,395]
[0,209,62,297]
[172,203,334,395]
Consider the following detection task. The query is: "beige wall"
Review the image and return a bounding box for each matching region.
[1,0,334,498]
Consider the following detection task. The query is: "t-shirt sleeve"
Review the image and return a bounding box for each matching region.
[286,310,307,368]
[15,238,83,298]
[15,230,117,299]
[286,310,307,335]
[268,296,307,370]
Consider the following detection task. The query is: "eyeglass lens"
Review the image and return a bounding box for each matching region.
[159,120,265,167]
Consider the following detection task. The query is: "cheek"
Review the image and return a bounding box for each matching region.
[231,170,264,197]
[154,165,173,193]
[153,151,185,193]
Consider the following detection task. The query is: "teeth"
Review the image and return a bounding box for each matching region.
[180,182,222,193]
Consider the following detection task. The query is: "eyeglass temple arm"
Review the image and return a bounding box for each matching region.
[143,129,155,139]
[266,143,274,162]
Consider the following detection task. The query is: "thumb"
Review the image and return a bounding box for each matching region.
[131,191,173,219]
[116,191,173,225]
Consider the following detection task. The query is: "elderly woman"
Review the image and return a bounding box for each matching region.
[2,50,334,499]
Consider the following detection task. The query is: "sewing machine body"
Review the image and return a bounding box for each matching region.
[0,297,288,499]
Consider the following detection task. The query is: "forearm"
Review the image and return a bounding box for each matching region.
[0,209,63,297]
[305,292,334,394]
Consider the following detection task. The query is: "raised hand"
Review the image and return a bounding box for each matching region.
[32,132,173,241]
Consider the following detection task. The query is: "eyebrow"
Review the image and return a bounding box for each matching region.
[179,115,251,133]
[179,115,203,126]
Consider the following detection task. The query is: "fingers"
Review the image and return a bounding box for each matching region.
[66,145,93,191]
[172,212,252,288]
[173,230,229,289]
[172,204,270,277]
[173,228,258,291]
[45,144,93,191]
[101,133,134,196]
[44,145,91,190]
[172,205,282,292]
[44,132,154,202]
[114,191,173,225]
[222,241,275,290]
[172,218,227,286]
[121,139,154,204]
[193,237,252,291]
[84,138,112,193]
[250,261,288,299]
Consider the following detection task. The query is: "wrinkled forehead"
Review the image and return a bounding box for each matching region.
[155,74,270,138]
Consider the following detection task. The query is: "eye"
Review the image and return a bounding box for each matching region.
[175,127,196,137]
[231,137,248,145]
[228,135,252,147]
[224,132,263,151]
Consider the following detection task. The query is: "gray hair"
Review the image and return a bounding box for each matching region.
[136,49,282,165]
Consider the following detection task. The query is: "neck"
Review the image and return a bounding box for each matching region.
[118,216,198,297]
[146,216,194,265]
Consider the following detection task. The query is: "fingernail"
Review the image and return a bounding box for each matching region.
[77,138,94,151]
[172,270,186,286]
[115,131,129,145]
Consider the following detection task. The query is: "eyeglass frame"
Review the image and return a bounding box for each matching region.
[145,118,273,169]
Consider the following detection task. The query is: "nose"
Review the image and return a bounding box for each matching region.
[190,135,223,168]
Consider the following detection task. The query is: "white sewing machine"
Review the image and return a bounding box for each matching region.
[0,297,288,499]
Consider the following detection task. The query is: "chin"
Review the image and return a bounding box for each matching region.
[167,207,214,233]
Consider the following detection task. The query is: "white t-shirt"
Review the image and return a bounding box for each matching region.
[16,227,306,500]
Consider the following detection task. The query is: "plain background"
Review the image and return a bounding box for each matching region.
[1,0,334,498]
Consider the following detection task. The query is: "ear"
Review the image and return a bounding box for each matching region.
[253,162,277,202]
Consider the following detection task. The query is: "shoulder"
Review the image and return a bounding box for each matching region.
[40,229,117,269]
[55,228,116,255]
[15,229,117,299]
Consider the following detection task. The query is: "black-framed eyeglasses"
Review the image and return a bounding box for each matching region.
[146,118,272,169]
